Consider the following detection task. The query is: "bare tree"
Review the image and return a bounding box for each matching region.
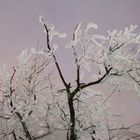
[0,50,52,140]
[0,16,140,140]
[36,16,140,140]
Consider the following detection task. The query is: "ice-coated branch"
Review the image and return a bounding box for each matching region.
[40,16,69,89]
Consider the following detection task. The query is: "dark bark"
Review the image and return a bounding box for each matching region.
[67,96,77,140]
[12,131,17,140]
[15,112,33,140]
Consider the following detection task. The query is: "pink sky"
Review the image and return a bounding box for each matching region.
[0,0,140,64]
[0,0,140,133]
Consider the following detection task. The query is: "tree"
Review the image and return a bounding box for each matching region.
[0,50,52,140]
[36,16,140,140]
[0,16,140,140]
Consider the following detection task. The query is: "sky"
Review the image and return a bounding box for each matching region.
[0,0,140,133]
[0,0,140,64]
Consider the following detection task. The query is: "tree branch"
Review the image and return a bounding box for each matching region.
[76,66,80,87]
[43,23,68,89]
[72,67,112,98]
[10,67,16,95]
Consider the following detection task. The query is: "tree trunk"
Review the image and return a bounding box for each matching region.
[20,121,33,140]
[67,96,77,140]
[12,130,17,140]
[15,112,33,140]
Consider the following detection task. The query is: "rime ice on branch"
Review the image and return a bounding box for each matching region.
[0,16,140,140]
[36,16,140,140]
